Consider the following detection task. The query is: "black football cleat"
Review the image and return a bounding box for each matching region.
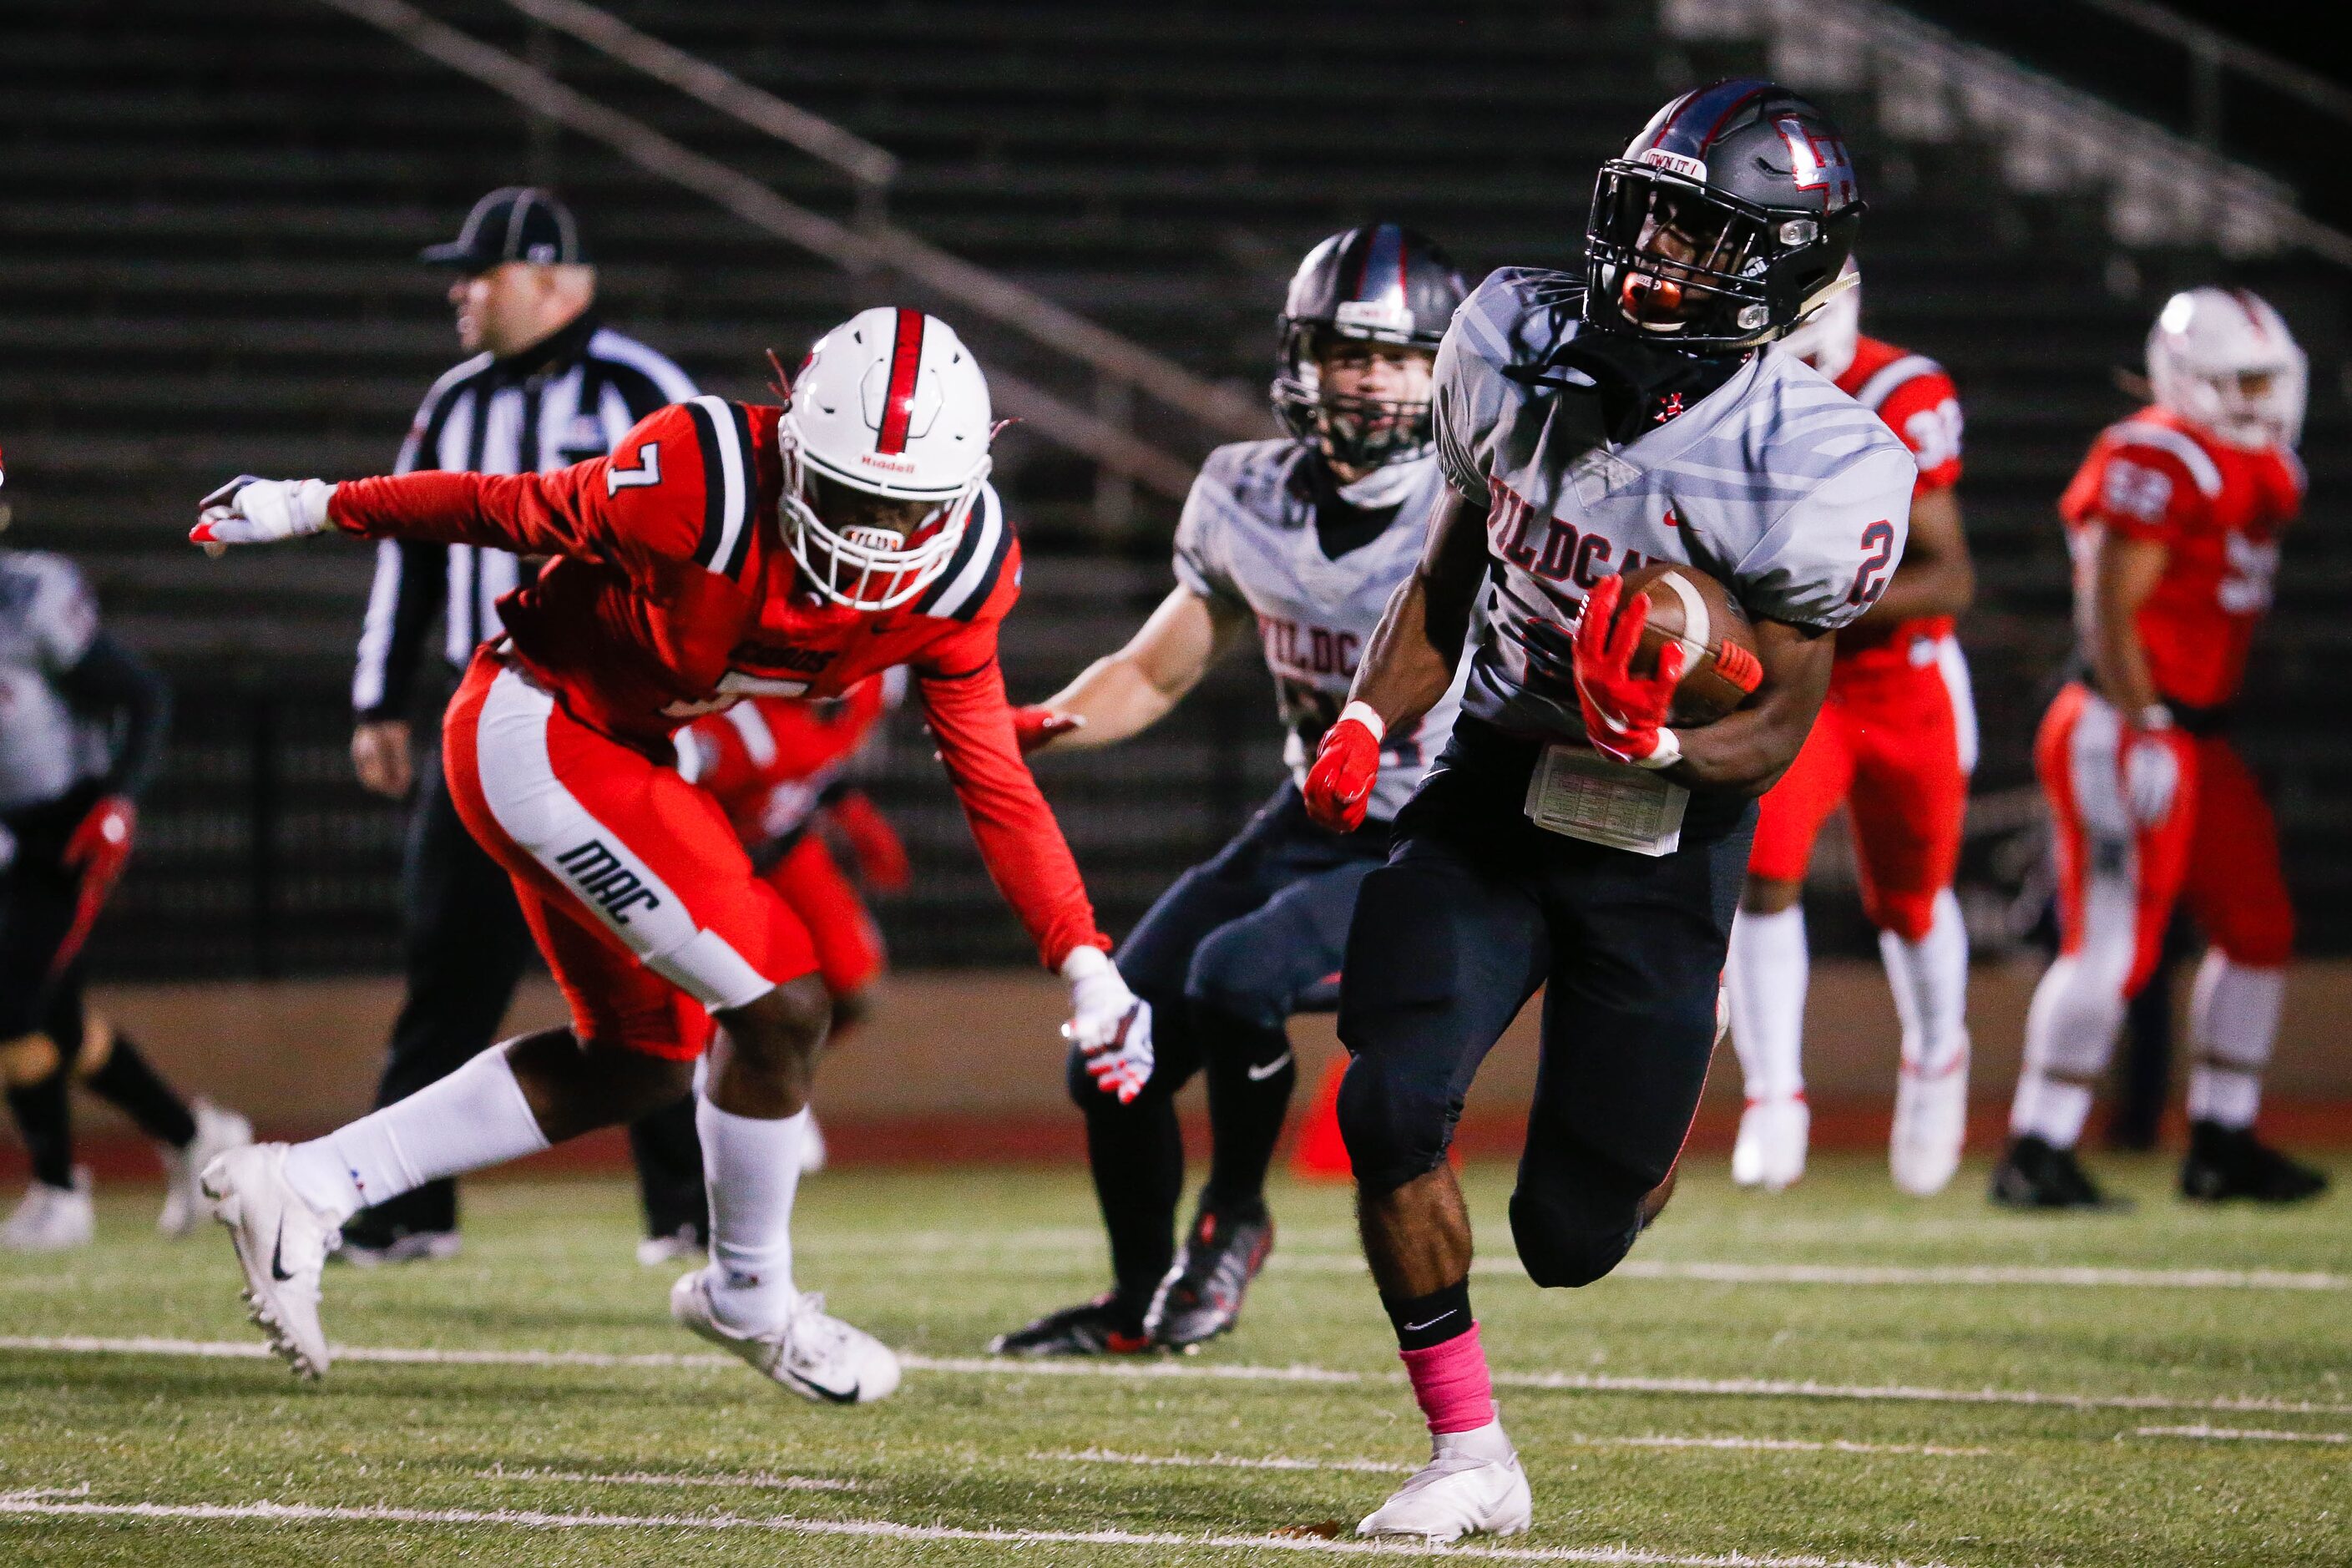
[1989,1135,2132,1211]
[989,1293,1153,1358]
[1145,1202,1274,1349]
[2179,1120,2329,1204]
[328,1221,461,1267]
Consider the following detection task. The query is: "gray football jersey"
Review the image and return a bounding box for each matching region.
[1435,268,1918,748]
[0,550,104,811]
[1173,439,1464,822]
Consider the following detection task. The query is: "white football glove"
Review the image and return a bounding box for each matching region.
[193,477,336,549]
[1061,947,1152,1105]
[2120,725,2181,828]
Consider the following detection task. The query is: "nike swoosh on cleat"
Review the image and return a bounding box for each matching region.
[1247,1052,1294,1083]
[795,1374,860,1405]
[270,1221,296,1283]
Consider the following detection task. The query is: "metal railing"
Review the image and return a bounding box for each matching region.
[315,0,1272,512]
[1662,0,2352,271]
[2068,0,2352,149]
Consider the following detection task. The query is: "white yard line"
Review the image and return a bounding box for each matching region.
[1267,1257,2349,1292]
[1039,1448,1414,1474]
[478,1464,858,1490]
[1562,1435,1991,1457]
[2133,1425,2349,1444]
[1044,1436,1989,1471]
[0,1487,1964,1567]
[790,1230,2349,1292]
[7,1333,2349,1417]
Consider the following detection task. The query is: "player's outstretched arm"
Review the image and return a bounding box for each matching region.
[194,466,615,562]
[1302,487,1487,831]
[921,635,1155,1100]
[194,403,716,573]
[1852,487,1973,626]
[1661,617,1838,797]
[1019,585,1248,755]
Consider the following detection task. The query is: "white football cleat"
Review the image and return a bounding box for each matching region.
[159,1100,253,1237]
[201,1143,340,1379]
[670,1267,901,1404]
[2,1170,95,1252]
[1730,1095,1808,1191]
[1358,1416,1533,1543]
[1890,1050,1969,1196]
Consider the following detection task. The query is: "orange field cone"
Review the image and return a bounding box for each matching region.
[1290,1056,1354,1181]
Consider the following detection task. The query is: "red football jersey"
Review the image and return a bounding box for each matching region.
[2059,406,2303,711]
[1829,335,1964,670]
[680,676,895,845]
[328,398,1105,967]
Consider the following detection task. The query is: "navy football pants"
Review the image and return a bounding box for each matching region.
[1070,783,1388,1306]
[1337,721,1750,1290]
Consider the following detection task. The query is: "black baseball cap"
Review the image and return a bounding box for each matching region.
[420,186,589,271]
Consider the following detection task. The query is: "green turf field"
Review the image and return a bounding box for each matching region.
[2,1152,2346,1565]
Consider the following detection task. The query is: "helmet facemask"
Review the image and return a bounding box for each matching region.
[1584,163,1859,351]
[1272,325,1437,472]
[778,426,989,611]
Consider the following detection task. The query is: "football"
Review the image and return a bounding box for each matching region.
[1613,561,1763,726]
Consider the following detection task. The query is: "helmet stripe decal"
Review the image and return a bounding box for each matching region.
[1652,78,1766,156]
[1353,223,1405,304]
[1692,83,1768,153]
[875,307,926,456]
[2231,288,2273,342]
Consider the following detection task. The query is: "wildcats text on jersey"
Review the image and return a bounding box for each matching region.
[1434,268,1917,751]
[1174,437,1464,821]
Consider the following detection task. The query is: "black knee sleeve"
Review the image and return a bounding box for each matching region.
[1507,1138,1653,1289]
[1335,1053,1455,1198]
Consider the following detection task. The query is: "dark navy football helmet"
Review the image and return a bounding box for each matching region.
[1272,225,1469,469]
[1584,79,1864,350]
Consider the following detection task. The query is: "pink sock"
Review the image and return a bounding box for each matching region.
[1399,1323,1495,1434]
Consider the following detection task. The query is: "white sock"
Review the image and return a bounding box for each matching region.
[2011,953,2121,1149]
[281,1047,549,1222]
[2186,953,2284,1130]
[1726,906,1807,1102]
[1879,889,1970,1077]
[698,1095,808,1331]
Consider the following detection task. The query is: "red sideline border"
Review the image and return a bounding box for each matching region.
[9,1099,2350,1183]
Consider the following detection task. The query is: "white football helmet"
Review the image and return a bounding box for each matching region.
[2147,287,2307,451]
[1775,256,1860,380]
[781,306,994,610]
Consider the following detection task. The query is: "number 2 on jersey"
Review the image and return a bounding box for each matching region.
[605,442,661,497]
[1845,518,1895,608]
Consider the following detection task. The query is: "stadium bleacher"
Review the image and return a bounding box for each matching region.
[2,0,2342,969]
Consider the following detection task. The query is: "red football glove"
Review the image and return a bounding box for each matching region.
[1302,707,1383,832]
[1571,574,1684,768]
[63,794,136,893]
[52,796,136,979]
[827,789,911,893]
[1011,706,1085,756]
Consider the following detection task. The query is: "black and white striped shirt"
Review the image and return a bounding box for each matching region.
[352,314,698,717]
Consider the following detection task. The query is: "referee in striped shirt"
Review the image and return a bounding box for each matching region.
[343,187,709,1266]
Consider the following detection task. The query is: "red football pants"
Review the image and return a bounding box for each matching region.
[2038,681,2292,999]
[1748,636,1974,941]
[763,832,887,998]
[443,653,819,1060]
